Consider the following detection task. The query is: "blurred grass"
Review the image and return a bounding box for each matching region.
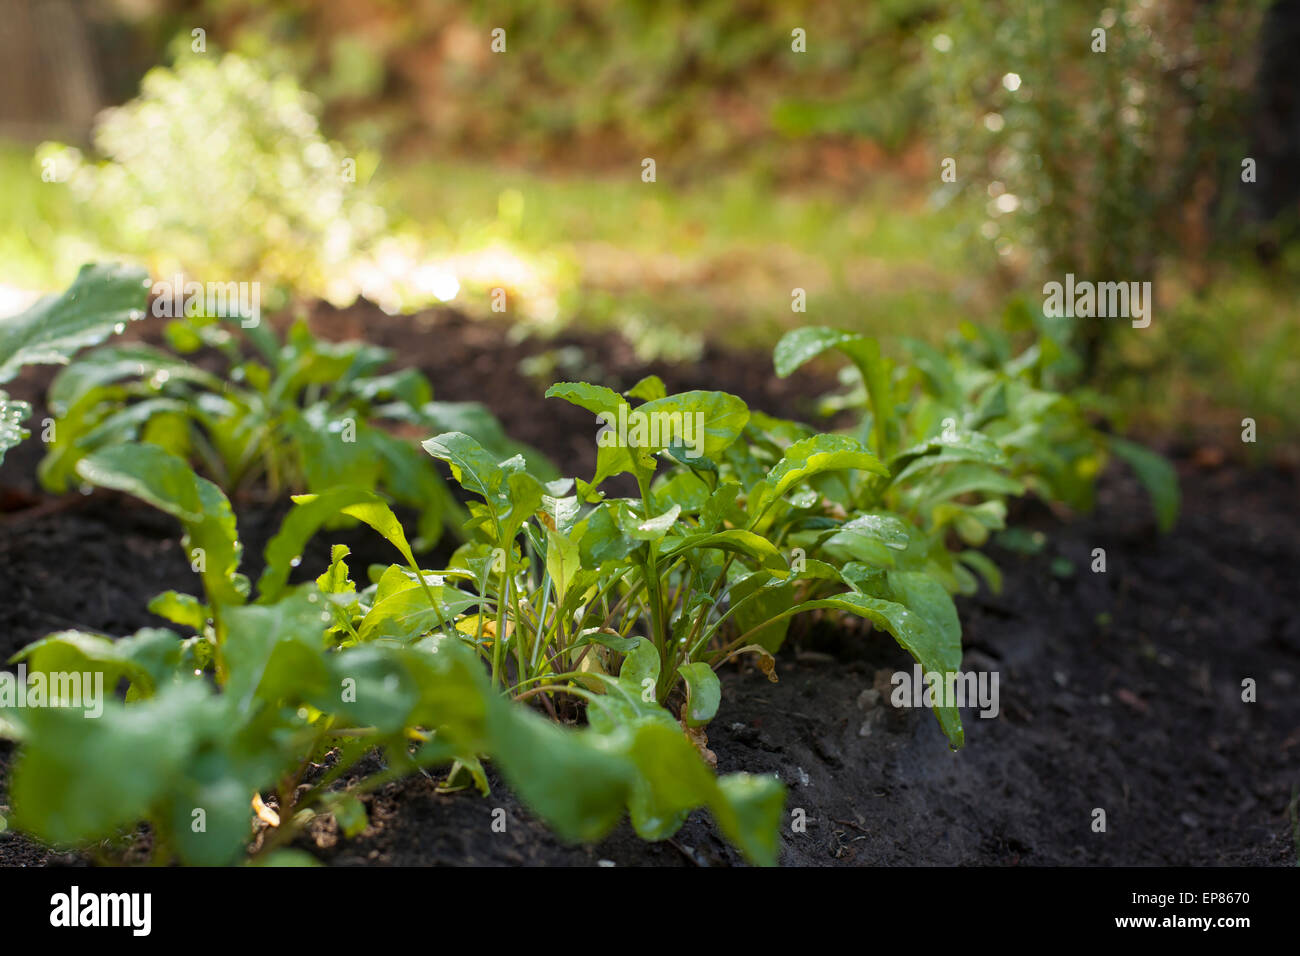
[1133,261,1300,449]
[0,142,104,292]
[393,158,993,356]
[3,137,1297,442]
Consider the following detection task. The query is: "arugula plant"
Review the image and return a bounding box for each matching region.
[1,443,783,865]
[0,264,149,466]
[773,322,1180,595]
[917,314,1180,531]
[38,314,552,548]
[423,327,1176,753]
[420,375,971,748]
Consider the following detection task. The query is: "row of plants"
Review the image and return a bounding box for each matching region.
[0,264,1176,865]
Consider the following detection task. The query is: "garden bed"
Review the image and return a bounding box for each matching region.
[2,305,1296,866]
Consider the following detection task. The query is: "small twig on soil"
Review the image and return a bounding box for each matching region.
[1,495,88,525]
[667,837,704,867]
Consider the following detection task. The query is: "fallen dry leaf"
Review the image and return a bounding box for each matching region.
[252,793,281,827]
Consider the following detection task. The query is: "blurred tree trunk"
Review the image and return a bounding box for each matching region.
[1249,0,1300,256]
[0,0,102,142]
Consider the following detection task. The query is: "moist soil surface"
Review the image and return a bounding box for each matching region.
[1,305,1296,866]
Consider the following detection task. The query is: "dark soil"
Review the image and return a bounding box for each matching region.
[1,305,1297,866]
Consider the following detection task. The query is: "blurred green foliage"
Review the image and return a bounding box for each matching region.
[129,0,944,170]
[1,1,1295,445]
[36,51,388,308]
[393,158,985,356]
[926,0,1265,371]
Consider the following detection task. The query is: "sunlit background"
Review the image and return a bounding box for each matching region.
[1,0,1297,444]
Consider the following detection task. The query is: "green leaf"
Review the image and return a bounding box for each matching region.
[75,441,204,521]
[319,645,440,734]
[258,487,419,602]
[75,444,246,605]
[624,375,667,402]
[362,428,451,547]
[544,381,627,419]
[0,263,150,383]
[749,434,888,520]
[728,573,798,653]
[329,793,369,838]
[221,589,333,704]
[635,390,750,461]
[712,772,786,866]
[1108,436,1180,533]
[502,470,545,541]
[618,502,681,541]
[548,385,748,489]
[542,492,581,536]
[821,513,912,567]
[357,582,478,643]
[483,698,635,843]
[791,572,964,748]
[774,326,862,378]
[544,524,583,604]
[45,344,221,415]
[571,630,643,653]
[0,392,31,465]
[957,550,1003,595]
[677,662,721,727]
[773,327,897,456]
[663,529,789,573]
[618,636,662,693]
[421,430,510,502]
[284,405,384,494]
[316,544,356,596]
[577,503,640,567]
[9,681,215,847]
[71,397,192,458]
[420,401,558,482]
[889,429,1008,485]
[11,628,183,700]
[900,337,962,405]
[147,590,208,634]
[545,382,652,488]
[352,368,433,409]
[700,483,743,532]
[914,463,1025,509]
[167,771,261,866]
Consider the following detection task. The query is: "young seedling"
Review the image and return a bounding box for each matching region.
[39,314,553,548]
[1,443,785,865]
[420,376,970,748]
